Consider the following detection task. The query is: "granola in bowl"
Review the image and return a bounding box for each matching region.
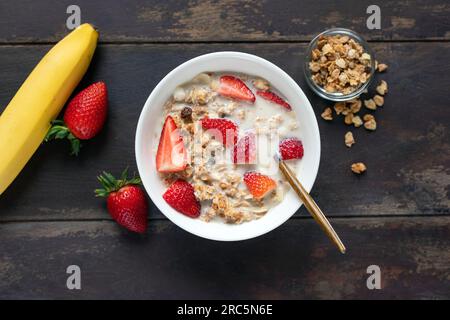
[154,72,304,224]
[304,28,375,101]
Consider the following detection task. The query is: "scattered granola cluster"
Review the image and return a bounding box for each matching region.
[351,162,367,174]
[309,34,373,94]
[344,131,355,147]
[320,60,389,174]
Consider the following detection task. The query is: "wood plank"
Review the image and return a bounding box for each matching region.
[0,0,449,42]
[0,43,449,221]
[0,217,448,299]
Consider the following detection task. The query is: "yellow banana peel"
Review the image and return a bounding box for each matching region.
[0,23,98,195]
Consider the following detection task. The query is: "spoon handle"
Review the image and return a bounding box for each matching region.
[278,159,346,254]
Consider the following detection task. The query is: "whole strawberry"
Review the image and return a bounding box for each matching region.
[95,168,148,233]
[46,81,108,155]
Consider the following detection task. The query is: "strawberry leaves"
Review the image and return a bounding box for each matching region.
[45,119,81,156]
[95,167,141,197]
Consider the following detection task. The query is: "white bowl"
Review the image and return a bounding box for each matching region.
[135,52,321,241]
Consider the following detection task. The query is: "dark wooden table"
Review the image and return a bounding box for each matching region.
[0,0,449,299]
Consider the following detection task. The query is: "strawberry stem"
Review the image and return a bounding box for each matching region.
[95,167,142,197]
[45,119,82,156]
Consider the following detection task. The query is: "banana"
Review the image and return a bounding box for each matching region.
[0,24,98,195]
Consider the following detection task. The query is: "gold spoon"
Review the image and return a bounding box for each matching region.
[275,152,346,254]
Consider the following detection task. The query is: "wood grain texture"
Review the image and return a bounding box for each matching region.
[0,217,448,299]
[0,0,449,301]
[0,43,449,221]
[0,0,449,43]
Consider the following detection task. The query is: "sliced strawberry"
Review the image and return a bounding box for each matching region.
[156,116,187,173]
[201,117,238,147]
[163,179,201,218]
[217,75,255,103]
[243,171,277,200]
[257,90,292,111]
[233,131,256,164]
[279,138,304,160]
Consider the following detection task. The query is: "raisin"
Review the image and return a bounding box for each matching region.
[181,107,192,120]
